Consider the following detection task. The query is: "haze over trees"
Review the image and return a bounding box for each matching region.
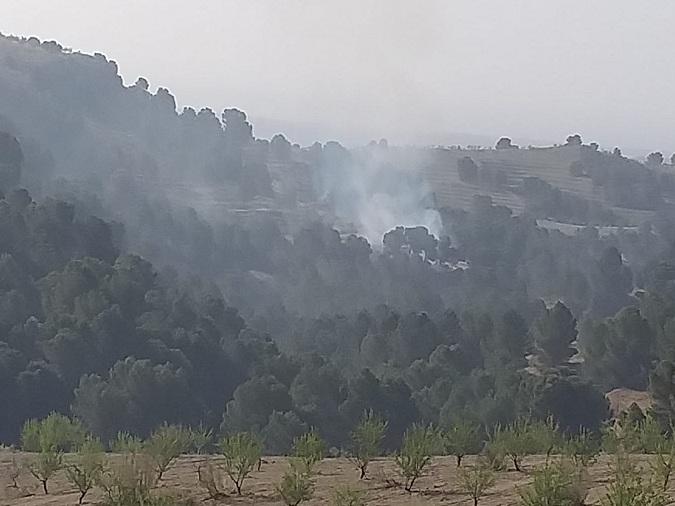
[3,32,675,459]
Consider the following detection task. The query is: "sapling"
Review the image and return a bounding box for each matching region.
[220,431,263,495]
[350,410,387,479]
[66,438,105,504]
[444,420,482,467]
[395,423,436,492]
[292,429,325,475]
[145,423,191,480]
[28,446,63,494]
[458,458,495,506]
[277,461,314,506]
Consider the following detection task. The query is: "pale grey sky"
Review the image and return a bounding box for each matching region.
[2,0,674,154]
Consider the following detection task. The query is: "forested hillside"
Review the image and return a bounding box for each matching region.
[3,32,675,455]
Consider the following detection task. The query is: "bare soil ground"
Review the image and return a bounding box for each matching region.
[1,451,673,505]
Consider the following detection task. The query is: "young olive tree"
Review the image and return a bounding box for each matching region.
[22,413,86,452]
[350,410,387,479]
[66,438,105,504]
[518,458,588,506]
[458,458,495,506]
[395,424,437,492]
[145,423,191,480]
[491,418,554,472]
[28,446,63,494]
[277,461,314,506]
[220,431,263,495]
[292,430,325,475]
[562,429,600,467]
[444,420,483,467]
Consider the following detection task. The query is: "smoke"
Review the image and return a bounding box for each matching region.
[320,142,442,247]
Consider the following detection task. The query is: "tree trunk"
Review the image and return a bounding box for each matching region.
[42,479,48,495]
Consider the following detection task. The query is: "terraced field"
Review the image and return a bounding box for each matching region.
[421,145,658,225]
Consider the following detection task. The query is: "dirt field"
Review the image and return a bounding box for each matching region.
[1,451,673,506]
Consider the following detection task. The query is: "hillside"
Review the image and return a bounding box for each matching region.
[1,32,671,239]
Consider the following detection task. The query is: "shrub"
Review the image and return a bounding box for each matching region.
[562,429,600,467]
[97,452,188,506]
[220,431,263,495]
[277,461,314,505]
[601,416,666,455]
[458,458,495,506]
[483,441,506,471]
[395,423,437,492]
[601,452,667,506]
[111,431,144,454]
[66,438,105,504]
[518,458,588,506]
[350,410,387,479]
[28,447,63,494]
[8,449,21,488]
[331,485,366,506]
[196,457,225,499]
[444,420,483,467]
[145,424,191,480]
[292,430,325,475]
[636,416,668,454]
[189,423,214,454]
[651,440,675,491]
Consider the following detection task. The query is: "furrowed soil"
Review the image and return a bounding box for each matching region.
[0,451,672,505]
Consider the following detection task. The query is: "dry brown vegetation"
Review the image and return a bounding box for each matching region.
[2,451,675,506]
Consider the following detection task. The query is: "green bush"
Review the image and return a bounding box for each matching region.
[601,416,667,455]
[145,424,191,480]
[292,430,325,475]
[650,440,675,491]
[444,420,483,467]
[518,458,587,506]
[220,431,263,495]
[601,452,667,506]
[458,458,495,506]
[331,485,366,506]
[196,457,225,499]
[637,416,669,454]
[111,431,144,454]
[562,429,600,467]
[350,410,387,479]
[97,452,188,506]
[395,423,437,492]
[189,423,214,454]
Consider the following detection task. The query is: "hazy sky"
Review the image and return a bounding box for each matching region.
[2,0,675,154]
